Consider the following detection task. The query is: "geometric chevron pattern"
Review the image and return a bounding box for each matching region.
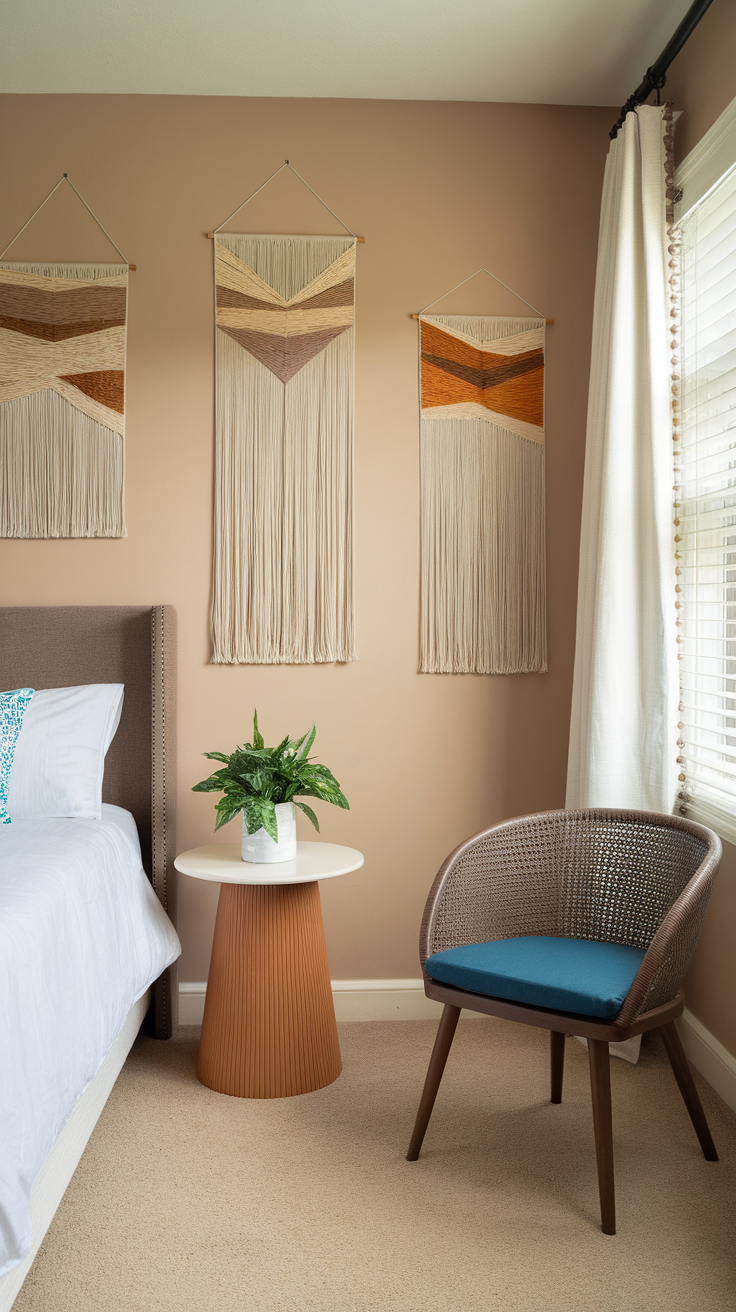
[418,313,547,674]
[0,266,127,436]
[216,241,355,384]
[420,316,545,445]
[211,234,357,663]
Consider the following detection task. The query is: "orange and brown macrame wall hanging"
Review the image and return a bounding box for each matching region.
[0,262,127,538]
[211,234,357,665]
[419,315,547,673]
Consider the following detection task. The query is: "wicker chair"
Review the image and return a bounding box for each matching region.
[407,809,722,1234]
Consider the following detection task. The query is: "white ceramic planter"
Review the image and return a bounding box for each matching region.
[241,802,297,863]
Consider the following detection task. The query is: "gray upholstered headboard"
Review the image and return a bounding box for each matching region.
[0,605,178,1038]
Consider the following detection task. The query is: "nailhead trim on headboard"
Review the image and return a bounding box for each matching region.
[151,604,178,1038]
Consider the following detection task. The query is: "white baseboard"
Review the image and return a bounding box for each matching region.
[179,982,208,1025]
[332,980,455,1021]
[179,979,485,1025]
[678,1008,736,1115]
[180,986,736,1111]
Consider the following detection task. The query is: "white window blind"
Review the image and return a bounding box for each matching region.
[677,160,736,843]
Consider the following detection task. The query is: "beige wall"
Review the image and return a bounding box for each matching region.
[665,3,736,1057]
[0,94,612,985]
[2,85,732,1054]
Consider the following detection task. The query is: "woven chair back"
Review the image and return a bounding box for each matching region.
[423,810,715,968]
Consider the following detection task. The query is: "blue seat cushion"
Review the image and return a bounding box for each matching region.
[425,936,646,1019]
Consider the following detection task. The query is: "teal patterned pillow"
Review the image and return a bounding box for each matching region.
[0,688,34,824]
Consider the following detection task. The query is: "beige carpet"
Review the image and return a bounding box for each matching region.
[14,1019,736,1312]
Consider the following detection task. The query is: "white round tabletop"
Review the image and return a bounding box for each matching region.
[174,840,364,886]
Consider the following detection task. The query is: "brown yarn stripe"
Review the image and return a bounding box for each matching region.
[421,348,543,391]
[420,318,498,370]
[0,284,127,323]
[59,369,125,414]
[218,323,351,383]
[217,279,354,313]
[0,316,126,342]
[421,358,544,426]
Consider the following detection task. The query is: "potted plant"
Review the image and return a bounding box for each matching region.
[192,711,349,863]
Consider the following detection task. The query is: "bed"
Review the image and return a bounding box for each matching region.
[0,606,180,1311]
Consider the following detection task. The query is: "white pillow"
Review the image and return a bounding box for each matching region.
[7,684,124,820]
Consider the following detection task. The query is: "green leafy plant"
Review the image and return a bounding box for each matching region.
[192,711,349,843]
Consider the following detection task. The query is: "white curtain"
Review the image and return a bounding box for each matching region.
[566,105,678,814]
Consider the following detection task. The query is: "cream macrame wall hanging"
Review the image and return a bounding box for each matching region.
[210,162,359,664]
[417,269,549,674]
[0,175,131,538]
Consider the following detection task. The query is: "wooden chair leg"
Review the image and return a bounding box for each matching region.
[660,1021,718,1162]
[587,1038,616,1235]
[550,1030,565,1103]
[406,1004,461,1161]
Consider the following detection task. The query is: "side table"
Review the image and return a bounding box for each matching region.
[174,841,364,1099]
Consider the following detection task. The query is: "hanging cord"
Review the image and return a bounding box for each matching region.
[61,175,130,263]
[213,161,290,234]
[282,161,357,239]
[0,174,130,266]
[210,160,363,241]
[417,268,546,320]
[0,176,65,261]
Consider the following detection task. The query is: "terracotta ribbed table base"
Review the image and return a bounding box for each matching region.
[197,880,342,1099]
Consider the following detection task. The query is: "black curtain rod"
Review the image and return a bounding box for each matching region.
[610,0,715,138]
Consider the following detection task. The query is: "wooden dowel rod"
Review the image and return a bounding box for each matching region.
[411,312,553,324]
[206,233,365,242]
[128,264,137,271]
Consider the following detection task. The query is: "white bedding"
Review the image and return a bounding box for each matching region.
[0,805,180,1276]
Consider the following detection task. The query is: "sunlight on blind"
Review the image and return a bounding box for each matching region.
[677,162,736,842]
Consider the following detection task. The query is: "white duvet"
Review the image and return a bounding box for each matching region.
[0,806,180,1275]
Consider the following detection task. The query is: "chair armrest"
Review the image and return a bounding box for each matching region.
[615,830,721,1027]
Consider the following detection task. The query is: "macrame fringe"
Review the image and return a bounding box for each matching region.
[428,314,543,340]
[420,418,547,674]
[0,262,127,280]
[0,389,125,538]
[215,235,350,302]
[0,260,127,538]
[211,235,356,664]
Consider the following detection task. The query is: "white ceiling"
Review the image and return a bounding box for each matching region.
[2,0,695,104]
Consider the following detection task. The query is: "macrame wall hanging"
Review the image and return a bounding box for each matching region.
[0,175,131,538]
[417,270,549,674]
[210,162,359,664]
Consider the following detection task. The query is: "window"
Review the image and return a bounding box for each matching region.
[676,142,736,842]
